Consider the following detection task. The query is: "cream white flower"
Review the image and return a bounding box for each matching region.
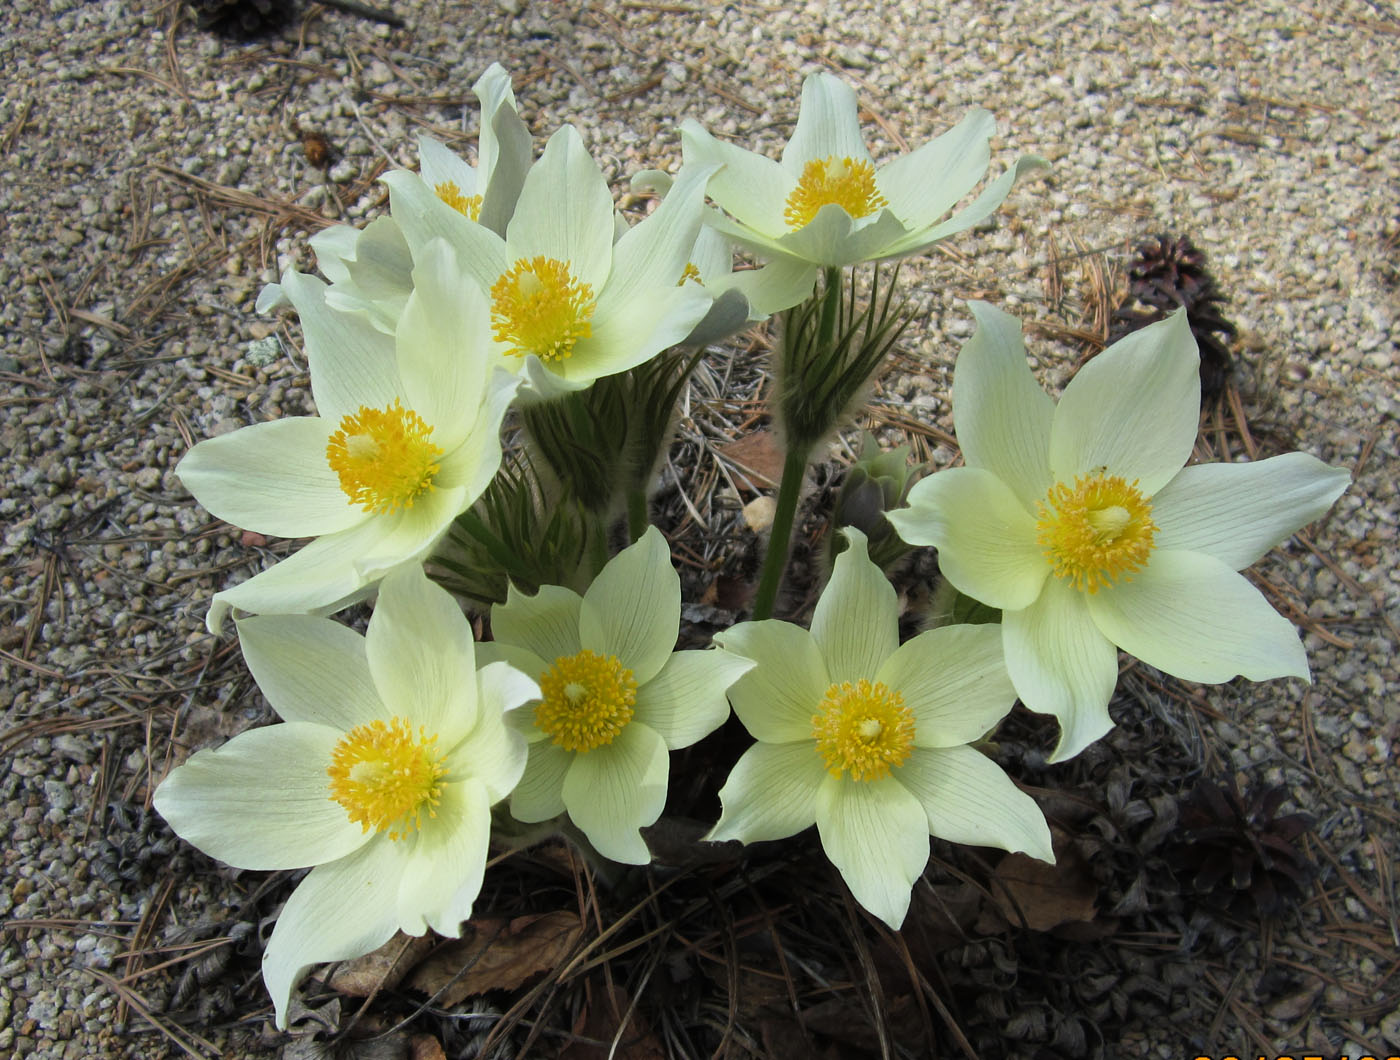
[180,239,516,631]
[477,526,753,864]
[709,529,1052,929]
[887,304,1352,762]
[385,125,719,400]
[260,64,532,335]
[153,566,536,1028]
[680,71,1040,288]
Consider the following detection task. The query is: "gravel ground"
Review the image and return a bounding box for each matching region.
[1,1,1397,1057]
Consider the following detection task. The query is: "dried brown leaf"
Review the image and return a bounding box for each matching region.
[716,429,786,488]
[405,910,582,1007]
[326,932,435,999]
[409,1034,447,1060]
[986,841,1098,932]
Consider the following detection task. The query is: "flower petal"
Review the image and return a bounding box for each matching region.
[713,620,829,743]
[395,240,494,452]
[717,256,819,318]
[896,746,1053,861]
[810,529,898,684]
[782,72,871,168]
[153,723,366,870]
[279,268,399,422]
[951,302,1054,510]
[206,519,408,632]
[506,125,615,293]
[880,156,1045,257]
[176,418,362,538]
[451,661,534,802]
[579,526,679,685]
[475,63,532,236]
[1049,310,1200,494]
[1001,577,1120,762]
[708,740,827,843]
[679,118,792,238]
[1086,549,1310,684]
[602,162,718,313]
[889,467,1047,610]
[435,368,518,493]
[364,485,472,577]
[417,134,477,197]
[815,774,928,929]
[561,721,669,864]
[875,624,1016,748]
[633,649,751,749]
[380,168,510,290]
[565,283,712,386]
[1150,453,1350,570]
[509,737,572,821]
[769,203,909,267]
[261,838,403,1029]
[396,777,491,936]
[875,108,994,230]
[492,583,585,666]
[365,566,478,744]
[237,614,381,729]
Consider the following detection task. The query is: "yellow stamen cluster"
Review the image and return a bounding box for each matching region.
[326,400,443,514]
[1036,472,1158,593]
[434,180,482,222]
[677,262,703,286]
[535,649,638,753]
[783,155,888,230]
[811,679,915,782]
[327,717,447,840]
[489,256,596,363]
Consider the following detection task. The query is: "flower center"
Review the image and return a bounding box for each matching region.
[677,262,703,286]
[535,649,637,753]
[327,717,447,840]
[783,155,888,230]
[1036,472,1158,593]
[811,679,914,782]
[435,180,482,222]
[489,256,596,363]
[325,400,444,514]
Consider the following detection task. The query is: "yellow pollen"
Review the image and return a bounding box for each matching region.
[535,649,637,753]
[1036,472,1158,594]
[677,262,703,286]
[434,180,482,221]
[783,155,888,230]
[489,256,596,363]
[811,679,914,783]
[326,400,443,514]
[327,717,446,840]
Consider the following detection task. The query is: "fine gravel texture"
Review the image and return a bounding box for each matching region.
[1,1,1397,1058]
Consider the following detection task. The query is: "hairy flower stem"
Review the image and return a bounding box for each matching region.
[752,268,843,621]
[751,445,811,620]
[625,486,649,543]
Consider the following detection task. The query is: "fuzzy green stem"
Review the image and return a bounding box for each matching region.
[751,444,811,621]
[815,266,841,353]
[587,515,610,582]
[625,486,649,543]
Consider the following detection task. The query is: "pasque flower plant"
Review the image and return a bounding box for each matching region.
[178,239,516,631]
[385,124,719,400]
[478,527,753,864]
[680,71,1041,282]
[887,304,1351,761]
[154,567,537,1027]
[710,529,1053,929]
